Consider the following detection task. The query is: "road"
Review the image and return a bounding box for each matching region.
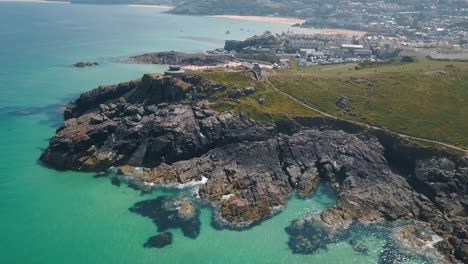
[264,78,468,154]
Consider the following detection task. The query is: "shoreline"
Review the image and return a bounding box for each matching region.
[0,2,365,37]
[211,15,305,26]
[211,15,366,37]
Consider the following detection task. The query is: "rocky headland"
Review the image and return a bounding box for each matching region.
[129,51,234,66]
[40,73,467,263]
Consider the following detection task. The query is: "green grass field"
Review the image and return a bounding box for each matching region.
[269,58,468,147]
[193,71,319,122]
[193,58,468,149]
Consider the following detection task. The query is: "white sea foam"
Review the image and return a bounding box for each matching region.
[174,176,208,189]
[222,194,234,200]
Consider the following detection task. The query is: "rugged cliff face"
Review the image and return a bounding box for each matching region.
[40,73,467,263]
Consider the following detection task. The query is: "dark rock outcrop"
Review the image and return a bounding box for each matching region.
[41,73,468,262]
[41,74,273,171]
[130,196,201,239]
[335,96,349,109]
[130,51,234,66]
[137,129,391,228]
[73,62,99,67]
[144,232,173,248]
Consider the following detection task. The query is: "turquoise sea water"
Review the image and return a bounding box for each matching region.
[0,3,426,264]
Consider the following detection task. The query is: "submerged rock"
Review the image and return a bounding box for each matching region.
[110,177,121,187]
[129,196,201,239]
[285,216,339,254]
[349,238,369,255]
[144,232,173,248]
[73,62,98,67]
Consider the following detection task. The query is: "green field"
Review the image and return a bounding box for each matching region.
[194,58,468,149]
[193,71,319,122]
[268,59,468,148]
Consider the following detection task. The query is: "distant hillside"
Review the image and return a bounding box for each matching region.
[61,0,468,19]
[168,0,293,17]
[64,0,180,6]
[168,0,468,17]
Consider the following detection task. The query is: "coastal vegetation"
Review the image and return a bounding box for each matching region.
[235,54,280,64]
[194,58,468,149]
[193,71,318,122]
[168,0,287,16]
[270,58,468,148]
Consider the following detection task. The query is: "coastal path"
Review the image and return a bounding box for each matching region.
[264,78,468,154]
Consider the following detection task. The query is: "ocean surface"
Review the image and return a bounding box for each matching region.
[0,3,427,263]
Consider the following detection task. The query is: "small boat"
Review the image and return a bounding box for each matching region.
[225,30,231,34]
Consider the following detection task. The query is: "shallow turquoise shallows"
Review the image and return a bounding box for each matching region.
[0,3,425,264]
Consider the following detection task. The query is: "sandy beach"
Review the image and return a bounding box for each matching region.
[211,15,366,37]
[211,15,305,26]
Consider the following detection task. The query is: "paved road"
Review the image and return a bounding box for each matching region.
[264,78,468,154]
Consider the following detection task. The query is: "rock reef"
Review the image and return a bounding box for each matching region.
[129,51,234,66]
[40,73,467,262]
[130,196,201,241]
[73,62,99,67]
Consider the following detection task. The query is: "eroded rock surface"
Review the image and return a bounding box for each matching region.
[41,73,468,262]
[41,74,274,171]
[138,130,393,228]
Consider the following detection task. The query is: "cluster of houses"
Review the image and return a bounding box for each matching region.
[265,0,467,60]
[296,44,375,65]
[283,33,375,65]
[216,32,379,66]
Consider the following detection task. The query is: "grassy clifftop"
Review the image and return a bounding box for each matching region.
[269,58,468,148]
[192,71,319,122]
[168,0,287,16]
[193,58,468,149]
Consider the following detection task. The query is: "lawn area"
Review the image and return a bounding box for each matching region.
[192,71,319,122]
[269,58,468,147]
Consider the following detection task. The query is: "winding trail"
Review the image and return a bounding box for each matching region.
[264,78,468,154]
